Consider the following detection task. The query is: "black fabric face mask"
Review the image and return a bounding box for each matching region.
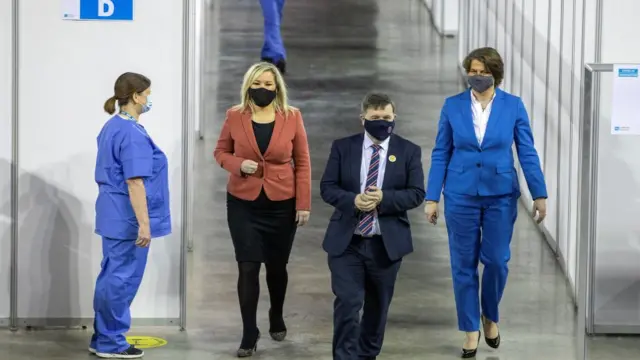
[248,87,276,107]
[364,119,395,141]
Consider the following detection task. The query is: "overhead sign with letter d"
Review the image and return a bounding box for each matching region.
[62,0,135,21]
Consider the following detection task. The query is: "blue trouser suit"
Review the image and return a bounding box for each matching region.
[260,0,286,62]
[444,192,518,332]
[90,237,150,353]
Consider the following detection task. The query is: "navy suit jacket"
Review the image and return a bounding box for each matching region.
[320,133,425,261]
[425,88,547,201]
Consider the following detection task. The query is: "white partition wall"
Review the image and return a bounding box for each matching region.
[13,0,193,327]
[0,0,15,326]
[458,0,602,297]
[579,0,640,334]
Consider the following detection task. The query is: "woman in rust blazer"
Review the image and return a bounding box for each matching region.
[214,61,311,358]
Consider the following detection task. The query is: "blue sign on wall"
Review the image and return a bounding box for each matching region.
[618,68,639,78]
[63,0,134,21]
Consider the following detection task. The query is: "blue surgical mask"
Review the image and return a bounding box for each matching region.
[141,95,152,113]
[364,119,395,141]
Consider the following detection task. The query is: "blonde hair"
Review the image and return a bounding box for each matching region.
[232,62,293,114]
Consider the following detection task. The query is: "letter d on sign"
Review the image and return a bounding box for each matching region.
[98,0,115,17]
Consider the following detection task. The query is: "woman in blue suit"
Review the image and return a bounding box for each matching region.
[424,47,547,358]
[89,72,171,359]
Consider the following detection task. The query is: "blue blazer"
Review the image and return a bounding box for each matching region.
[425,88,547,201]
[320,133,425,261]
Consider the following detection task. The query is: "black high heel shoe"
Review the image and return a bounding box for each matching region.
[481,315,501,349]
[269,309,287,341]
[236,329,260,358]
[461,331,481,358]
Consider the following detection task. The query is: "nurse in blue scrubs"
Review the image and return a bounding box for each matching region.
[89,72,171,359]
[260,0,287,74]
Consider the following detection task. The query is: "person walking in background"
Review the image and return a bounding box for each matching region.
[259,0,287,74]
[424,47,547,358]
[320,93,425,360]
[214,62,311,357]
[90,72,171,359]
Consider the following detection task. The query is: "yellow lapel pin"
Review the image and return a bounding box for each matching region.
[388,155,396,163]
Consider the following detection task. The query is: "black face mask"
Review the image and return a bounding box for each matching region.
[364,119,395,141]
[248,87,276,107]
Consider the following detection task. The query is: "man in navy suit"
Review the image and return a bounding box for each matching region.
[320,93,425,360]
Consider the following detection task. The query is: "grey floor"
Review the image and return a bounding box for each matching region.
[1,0,636,359]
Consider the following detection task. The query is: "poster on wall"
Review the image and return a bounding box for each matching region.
[62,0,134,21]
[611,64,640,135]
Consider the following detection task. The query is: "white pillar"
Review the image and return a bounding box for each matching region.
[0,0,15,327]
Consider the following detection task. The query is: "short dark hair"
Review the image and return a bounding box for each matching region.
[103,72,152,115]
[463,47,504,86]
[361,92,396,114]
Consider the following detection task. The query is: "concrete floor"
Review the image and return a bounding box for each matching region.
[1,0,637,359]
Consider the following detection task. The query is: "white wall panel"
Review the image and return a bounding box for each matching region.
[495,0,507,56]
[556,0,574,277]
[486,0,497,47]
[600,1,640,62]
[542,0,561,246]
[478,1,489,48]
[520,0,534,112]
[510,0,523,94]
[521,0,548,228]
[0,0,14,325]
[503,0,514,93]
[471,0,479,51]
[194,0,203,137]
[424,0,459,36]
[443,0,460,36]
[16,0,185,325]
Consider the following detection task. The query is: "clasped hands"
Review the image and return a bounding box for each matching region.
[355,186,383,212]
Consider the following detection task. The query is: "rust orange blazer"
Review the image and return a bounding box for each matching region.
[213,107,312,211]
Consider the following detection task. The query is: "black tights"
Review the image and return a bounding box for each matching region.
[237,261,288,347]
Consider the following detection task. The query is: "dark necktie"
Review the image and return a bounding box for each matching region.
[357,144,382,235]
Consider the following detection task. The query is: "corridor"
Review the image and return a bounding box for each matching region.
[188,0,576,359]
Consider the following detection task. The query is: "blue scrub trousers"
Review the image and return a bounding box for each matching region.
[260,0,286,62]
[90,237,150,353]
[443,192,517,332]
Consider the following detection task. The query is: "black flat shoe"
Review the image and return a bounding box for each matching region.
[236,329,260,358]
[481,315,501,349]
[461,331,480,358]
[268,309,287,341]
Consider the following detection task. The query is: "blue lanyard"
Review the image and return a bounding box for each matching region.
[120,111,137,122]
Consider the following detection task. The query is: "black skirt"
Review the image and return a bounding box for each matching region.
[226,189,297,264]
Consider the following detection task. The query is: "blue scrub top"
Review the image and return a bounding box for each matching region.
[94,115,172,240]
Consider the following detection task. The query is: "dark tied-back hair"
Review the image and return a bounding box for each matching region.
[103,72,152,115]
[463,47,504,86]
[361,92,396,113]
